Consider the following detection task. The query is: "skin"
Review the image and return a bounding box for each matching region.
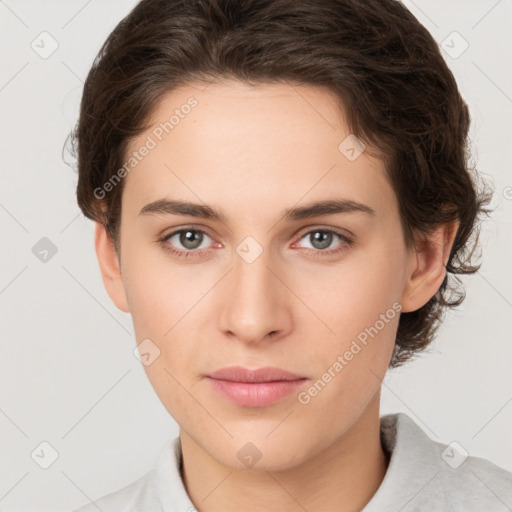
[95,79,458,512]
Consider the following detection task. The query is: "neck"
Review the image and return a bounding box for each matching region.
[180,394,388,512]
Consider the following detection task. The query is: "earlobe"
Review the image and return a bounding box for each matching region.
[400,220,459,313]
[94,222,130,313]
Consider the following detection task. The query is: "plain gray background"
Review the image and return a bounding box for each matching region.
[1,1,511,510]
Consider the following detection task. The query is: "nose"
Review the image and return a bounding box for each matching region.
[218,243,292,345]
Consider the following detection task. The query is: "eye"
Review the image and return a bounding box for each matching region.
[159,227,215,258]
[293,228,352,257]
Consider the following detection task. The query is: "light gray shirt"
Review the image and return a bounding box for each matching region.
[72,412,512,511]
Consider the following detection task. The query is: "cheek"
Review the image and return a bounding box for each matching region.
[123,258,205,422]
[315,244,406,340]
[297,261,402,427]
[120,239,187,333]
[299,238,406,403]
[121,245,210,376]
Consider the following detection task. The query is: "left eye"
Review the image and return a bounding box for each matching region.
[296,229,347,251]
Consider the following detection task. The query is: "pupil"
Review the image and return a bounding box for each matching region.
[181,230,202,249]
[312,231,331,249]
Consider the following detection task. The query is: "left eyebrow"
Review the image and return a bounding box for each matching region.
[281,199,375,221]
[138,198,375,222]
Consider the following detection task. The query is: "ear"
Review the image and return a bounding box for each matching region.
[400,220,460,313]
[94,221,130,313]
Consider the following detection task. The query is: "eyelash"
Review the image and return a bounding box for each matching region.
[158,226,353,259]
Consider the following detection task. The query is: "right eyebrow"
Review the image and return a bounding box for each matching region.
[139,199,228,222]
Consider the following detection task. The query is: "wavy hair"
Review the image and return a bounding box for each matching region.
[68,0,492,367]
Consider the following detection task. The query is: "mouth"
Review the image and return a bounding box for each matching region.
[205,366,309,407]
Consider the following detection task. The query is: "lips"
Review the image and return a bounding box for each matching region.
[208,365,305,383]
[205,366,308,407]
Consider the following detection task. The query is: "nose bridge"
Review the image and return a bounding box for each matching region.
[219,235,289,341]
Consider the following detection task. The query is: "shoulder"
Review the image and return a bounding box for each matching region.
[365,412,512,511]
[427,429,512,509]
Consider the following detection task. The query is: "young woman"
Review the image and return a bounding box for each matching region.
[70,0,512,510]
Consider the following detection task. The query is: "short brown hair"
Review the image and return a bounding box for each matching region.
[67,0,491,367]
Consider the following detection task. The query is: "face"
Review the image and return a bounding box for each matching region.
[106,79,416,471]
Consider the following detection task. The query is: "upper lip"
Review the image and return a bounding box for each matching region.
[207,366,306,383]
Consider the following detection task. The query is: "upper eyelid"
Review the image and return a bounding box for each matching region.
[295,225,352,239]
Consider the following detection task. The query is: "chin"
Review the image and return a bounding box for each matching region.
[200,432,313,473]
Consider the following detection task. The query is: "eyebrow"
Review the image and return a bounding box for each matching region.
[139,198,375,223]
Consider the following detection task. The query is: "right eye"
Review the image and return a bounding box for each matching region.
[159,227,218,258]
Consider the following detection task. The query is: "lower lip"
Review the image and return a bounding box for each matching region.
[206,377,308,407]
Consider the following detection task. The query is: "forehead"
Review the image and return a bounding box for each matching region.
[121,80,393,221]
